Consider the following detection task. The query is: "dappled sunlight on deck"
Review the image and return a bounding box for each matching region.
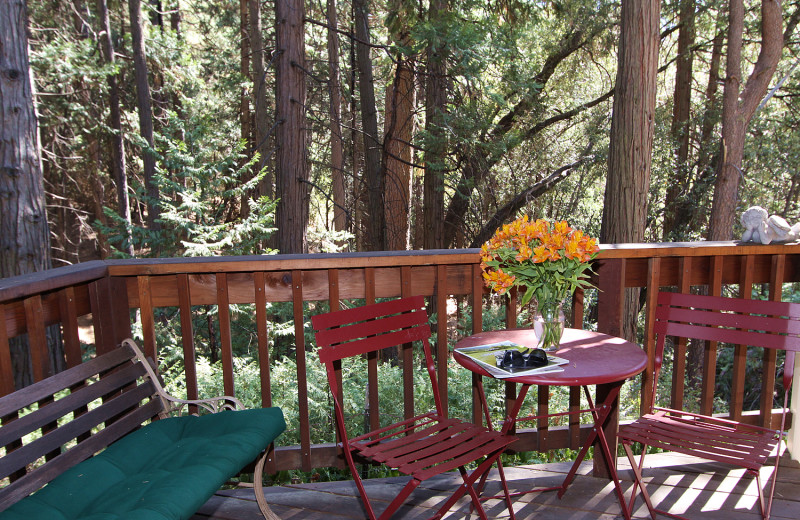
[192,453,800,519]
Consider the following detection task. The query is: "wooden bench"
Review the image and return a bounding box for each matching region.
[0,339,285,520]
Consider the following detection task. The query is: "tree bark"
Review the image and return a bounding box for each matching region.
[0,0,51,272]
[664,0,695,238]
[239,0,252,218]
[348,24,364,250]
[667,10,725,237]
[275,0,309,253]
[602,0,659,244]
[0,0,57,387]
[383,1,414,251]
[353,0,384,251]
[695,13,725,182]
[326,0,346,235]
[709,0,782,241]
[170,0,182,34]
[128,0,161,236]
[601,0,660,342]
[97,0,134,256]
[251,0,272,200]
[424,0,448,250]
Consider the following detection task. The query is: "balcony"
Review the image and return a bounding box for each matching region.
[2,241,800,519]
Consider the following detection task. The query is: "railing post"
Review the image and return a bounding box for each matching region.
[89,276,120,355]
[594,258,625,478]
[596,258,625,337]
[789,354,800,463]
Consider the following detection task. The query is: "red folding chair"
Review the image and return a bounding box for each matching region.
[618,292,800,520]
[313,296,517,520]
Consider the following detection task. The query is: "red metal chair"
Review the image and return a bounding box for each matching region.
[313,296,517,520]
[618,292,800,520]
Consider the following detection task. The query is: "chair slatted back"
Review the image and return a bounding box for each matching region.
[651,292,800,411]
[313,296,442,438]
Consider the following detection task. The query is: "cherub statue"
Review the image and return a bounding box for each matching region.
[740,206,800,244]
[740,206,770,243]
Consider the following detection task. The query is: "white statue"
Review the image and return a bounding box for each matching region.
[740,206,800,244]
[740,206,770,243]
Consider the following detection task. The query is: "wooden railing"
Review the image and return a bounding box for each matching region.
[1,242,798,475]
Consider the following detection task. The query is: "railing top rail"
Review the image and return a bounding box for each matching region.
[1,242,798,303]
[596,240,800,258]
[102,241,799,276]
[0,260,108,303]
[104,249,481,276]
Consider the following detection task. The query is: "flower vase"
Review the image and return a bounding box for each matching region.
[533,300,565,352]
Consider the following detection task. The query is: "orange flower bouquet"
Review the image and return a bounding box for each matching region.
[480,217,600,349]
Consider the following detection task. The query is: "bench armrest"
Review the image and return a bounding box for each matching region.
[122,339,246,417]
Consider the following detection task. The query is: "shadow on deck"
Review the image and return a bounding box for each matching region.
[193,453,800,519]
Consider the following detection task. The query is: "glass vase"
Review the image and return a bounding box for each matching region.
[532,300,566,352]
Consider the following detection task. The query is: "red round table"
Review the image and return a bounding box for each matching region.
[453,328,647,386]
[453,328,646,520]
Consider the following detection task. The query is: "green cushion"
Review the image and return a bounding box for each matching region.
[1,407,285,520]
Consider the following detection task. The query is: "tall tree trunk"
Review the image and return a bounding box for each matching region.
[239,0,252,218]
[0,0,49,265]
[327,0,346,235]
[383,1,414,251]
[668,10,725,236]
[128,0,161,238]
[251,0,272,200]
[353,0,384,251]
[0,0,58,388]
[784,170,800,216]
[666,10,726,392]
[275,0,309,253]
[664,0,695,239]
[170,0,181,34]
[709,0,782,241]
[668,0,702,391]
[348,21,364,250]
[694,13,725,184]
[424,0,447,250]
[169,0,186,173]
[148,0,167,124]
[601,0,660,342]
[383,61,414,250]
[91,143,110,258]
[411,167,424,249]
[97,0,134,256]
[602,0,660,244]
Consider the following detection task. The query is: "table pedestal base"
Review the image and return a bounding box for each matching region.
[475,380,632,520]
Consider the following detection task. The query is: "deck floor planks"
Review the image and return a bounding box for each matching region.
[191,453,800,519]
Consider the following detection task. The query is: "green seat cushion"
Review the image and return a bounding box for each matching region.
[1,407,285,520]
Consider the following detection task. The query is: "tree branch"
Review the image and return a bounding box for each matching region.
[469,153,596,247]
[739,0,783,121]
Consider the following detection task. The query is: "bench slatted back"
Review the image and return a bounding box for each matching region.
[0,343,165,509]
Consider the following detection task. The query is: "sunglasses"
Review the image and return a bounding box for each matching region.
[499,348,549,369]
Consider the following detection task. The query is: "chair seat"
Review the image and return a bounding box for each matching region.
[619,409,778,472]
[350,412,515,482]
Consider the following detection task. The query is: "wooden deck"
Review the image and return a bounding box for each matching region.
[192,453,800,519]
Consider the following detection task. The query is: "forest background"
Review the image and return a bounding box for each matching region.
[2,0,800,478]
[9,0,800,267]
